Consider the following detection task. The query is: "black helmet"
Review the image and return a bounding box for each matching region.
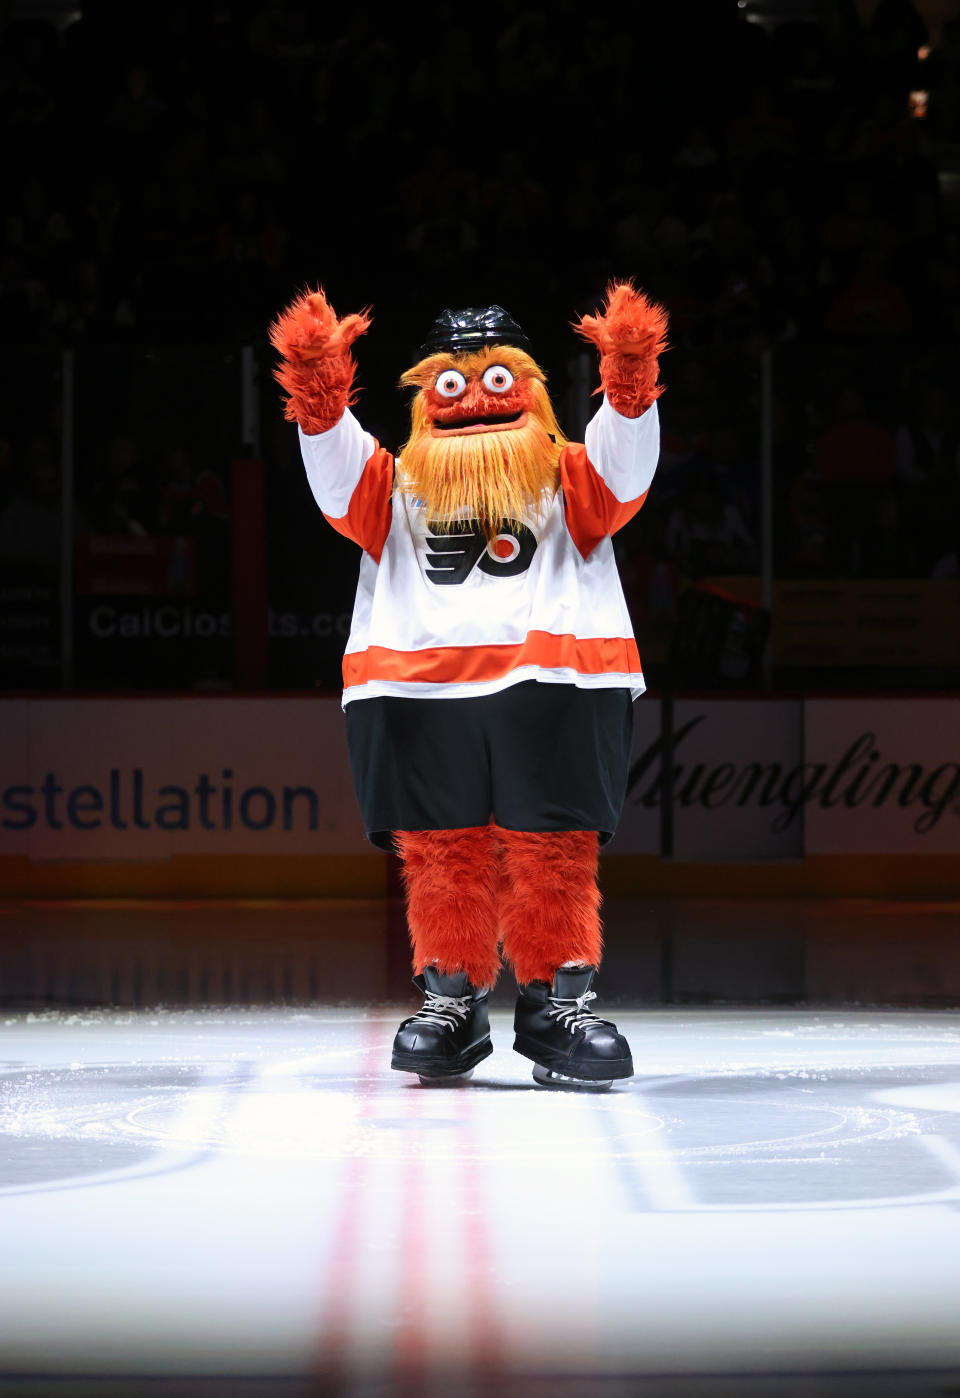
[419,305,531,356]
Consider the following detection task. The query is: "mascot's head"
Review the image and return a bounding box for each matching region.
[399,306,565,537]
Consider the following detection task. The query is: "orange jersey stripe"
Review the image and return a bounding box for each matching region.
[342,631,643,689]
[324,444,394,562]
[560,442,649,560]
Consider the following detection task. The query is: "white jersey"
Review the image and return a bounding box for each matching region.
[298,396,660,708]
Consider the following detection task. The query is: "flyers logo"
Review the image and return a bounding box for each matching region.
[424,519,538,586]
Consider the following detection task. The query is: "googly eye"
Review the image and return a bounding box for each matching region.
[435,369,467,398]
[482,365,515,393]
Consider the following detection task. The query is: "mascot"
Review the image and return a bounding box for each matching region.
[270,284,667,1088]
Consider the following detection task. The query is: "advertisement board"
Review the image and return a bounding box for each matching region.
[0,698,368,861]
[614,696,959,859]
[804,699,960,855]
[2,696,958,867]
[613,699,805,859]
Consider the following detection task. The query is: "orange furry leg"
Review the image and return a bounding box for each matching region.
[494,827,602,986]
[395,826,501,990]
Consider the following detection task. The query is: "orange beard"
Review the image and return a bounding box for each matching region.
[398,362,565,539]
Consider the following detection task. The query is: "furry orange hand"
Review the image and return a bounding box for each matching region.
[575,281,668,419]
[269,289,372,434]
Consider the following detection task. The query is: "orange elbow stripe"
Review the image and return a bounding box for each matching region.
[560,443,648,558]
[342,632,642,689]
[324,445,393,561]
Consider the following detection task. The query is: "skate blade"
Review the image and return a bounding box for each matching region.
[532,1063,612,1092]
[418,1067,475,1087]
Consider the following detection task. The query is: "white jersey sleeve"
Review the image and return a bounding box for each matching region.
[298,408,394,562]
[560,397,660,558]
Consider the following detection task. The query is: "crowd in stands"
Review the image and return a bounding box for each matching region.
[2,0,959,592]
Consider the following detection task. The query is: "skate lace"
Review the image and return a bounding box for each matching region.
[413,991,472,1032]
[547,989,605,1034]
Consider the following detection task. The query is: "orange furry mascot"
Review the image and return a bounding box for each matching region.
[271,287,667,1088]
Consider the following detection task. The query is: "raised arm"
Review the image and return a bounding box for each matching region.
[269,288,393,560]
[575,280,668,420]
[270,288,371,433]
[561,282,668,559]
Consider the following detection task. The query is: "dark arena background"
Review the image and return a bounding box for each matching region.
[2,0,960,1395]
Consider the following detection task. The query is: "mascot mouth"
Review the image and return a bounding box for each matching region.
[432,410,527,437]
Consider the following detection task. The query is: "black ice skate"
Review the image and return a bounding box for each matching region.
[391,966,493,1084]
[513,965,633,1090]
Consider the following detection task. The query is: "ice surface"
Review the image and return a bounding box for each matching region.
[3,1006,960,1397]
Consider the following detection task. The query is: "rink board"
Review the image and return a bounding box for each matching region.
[1,694,958,896]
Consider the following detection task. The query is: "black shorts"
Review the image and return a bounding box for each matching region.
[345,680,634,851]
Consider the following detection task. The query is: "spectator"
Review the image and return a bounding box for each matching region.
[158,447,227,532]
[849,487,911,575]
[0,436,87,571]
[894,384,960,571]
[786,468,835,576]
[825,246,914,337]
[665,466,758,576]
[88,434,153,535]
[814,387,896,484]
[895,385,960,485]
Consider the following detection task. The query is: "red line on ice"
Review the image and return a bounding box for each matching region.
[457,1086,505,1389]
[311,1013,387,1394]
[394,1085,428,1388]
